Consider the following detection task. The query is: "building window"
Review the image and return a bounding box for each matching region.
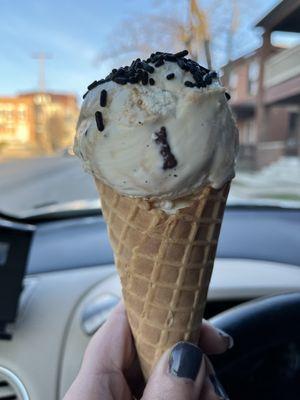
[5,110,14,120]
[242,118,255,144]
[228,70,238,99]
[248,60,259,96]
[18,105,27,121]
[18,110,26,121]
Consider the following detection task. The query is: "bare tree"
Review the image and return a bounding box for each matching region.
[95,0,262,70]
[94,13,185,66]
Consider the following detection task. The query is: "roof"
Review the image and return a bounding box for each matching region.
[255,0,300,32]
[18,91,76,99]
[0,92,78,107]
[221,45,282,70]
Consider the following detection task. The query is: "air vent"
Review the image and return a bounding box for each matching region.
[0,367,29,400]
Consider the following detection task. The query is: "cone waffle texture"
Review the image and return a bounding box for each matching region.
[95,179,230,379]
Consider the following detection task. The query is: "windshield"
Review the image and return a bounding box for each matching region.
[1,0,300,218]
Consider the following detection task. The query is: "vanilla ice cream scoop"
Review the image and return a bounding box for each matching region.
[74,50,238,201]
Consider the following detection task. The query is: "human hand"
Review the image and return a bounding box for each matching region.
[64,302,231,399]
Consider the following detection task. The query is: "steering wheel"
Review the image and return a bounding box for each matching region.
[209,292,300,400]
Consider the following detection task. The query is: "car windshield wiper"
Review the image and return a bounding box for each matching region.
[0,199,102,222]
[1,197,299,224]
[227,197,300,210]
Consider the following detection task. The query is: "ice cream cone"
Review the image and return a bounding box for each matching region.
[95,178,230,379]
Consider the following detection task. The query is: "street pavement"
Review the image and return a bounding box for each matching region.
[1,155,299,216]
[0,155,98,215]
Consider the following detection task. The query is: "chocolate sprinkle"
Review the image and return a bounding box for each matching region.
[95,111,105,132]
[184,80,195,88]
[155,58,164,67]
[176,58,189,71]
[87,80,99,90]
[83,79,107,97]
[203,74,212,85]
[208,71,218,79]
[113,77,128,85]
[164,54,177,62]
[100,89,107,107]
[142,62,154,73]
[193,71,205,87]
[174,50,189,58]
[141,71,149,85]
[225,92,231,100]
[82,49,227,100]
[154,126,177,170]
[129,76,139,84]
[166,73,175,80]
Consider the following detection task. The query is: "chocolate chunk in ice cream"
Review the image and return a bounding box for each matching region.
[154,127,178,170]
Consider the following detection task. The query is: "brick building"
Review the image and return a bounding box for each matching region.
[222,0,300,169]
[0,92,78,158]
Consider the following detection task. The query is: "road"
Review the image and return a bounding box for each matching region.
[1,155,299,216]
[0,156,98,215]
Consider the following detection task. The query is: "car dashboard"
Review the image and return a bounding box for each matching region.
[0,206,299,400]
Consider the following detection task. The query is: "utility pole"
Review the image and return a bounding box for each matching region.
[32,52,52,93]
[31,52,52,154]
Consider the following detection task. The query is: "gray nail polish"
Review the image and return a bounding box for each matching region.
[218,328,234,349]
[209,374,230,400]
[169,342,203,381]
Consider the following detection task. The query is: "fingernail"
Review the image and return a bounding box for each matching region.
[209,374,230,400]
[169,341,203,380]
[217,328,234,349]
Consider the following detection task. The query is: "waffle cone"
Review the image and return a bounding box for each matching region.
[95,179,230,379]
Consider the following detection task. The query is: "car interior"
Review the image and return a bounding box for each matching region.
[1,201,300,400]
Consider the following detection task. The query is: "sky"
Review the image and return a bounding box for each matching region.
[1,0,298,100]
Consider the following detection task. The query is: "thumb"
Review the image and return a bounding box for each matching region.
[142,342,205,400]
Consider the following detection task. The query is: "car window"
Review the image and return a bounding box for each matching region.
[1,0,299,217]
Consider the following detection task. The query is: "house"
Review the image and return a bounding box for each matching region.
[222,0,300,169]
